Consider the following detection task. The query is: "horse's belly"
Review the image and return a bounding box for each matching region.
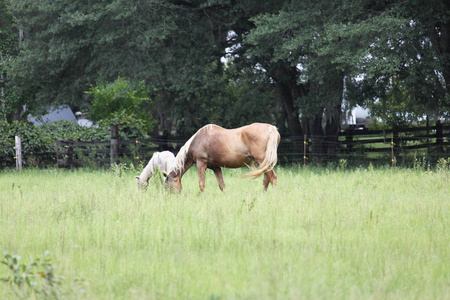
[199,135,252,168]
[207,153,251,168]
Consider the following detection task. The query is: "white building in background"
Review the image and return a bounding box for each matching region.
[344,105,372,129]
[28,105,77,125]
[27,105,94,128]
[74,111,94,128]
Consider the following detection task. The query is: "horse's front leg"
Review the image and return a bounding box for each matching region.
[212,167,225,192]
[197,159,207,192]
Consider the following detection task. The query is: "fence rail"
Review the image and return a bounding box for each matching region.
[53,123,450,168]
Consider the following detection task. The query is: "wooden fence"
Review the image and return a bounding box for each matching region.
[56,123,450,168]
[341,122,449,164]
[56,136,186,169]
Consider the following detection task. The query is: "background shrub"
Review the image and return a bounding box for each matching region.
[0,119,149,169]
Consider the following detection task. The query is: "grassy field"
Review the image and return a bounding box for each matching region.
[0,166,449,299]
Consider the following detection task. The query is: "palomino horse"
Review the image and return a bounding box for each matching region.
[165,123,280,192]
[136,151,175,189]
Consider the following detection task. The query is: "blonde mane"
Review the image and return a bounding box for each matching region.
[169,124,214,175]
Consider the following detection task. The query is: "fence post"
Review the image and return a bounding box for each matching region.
[15,136,22,171]
[67,139,74,169]
[391,134,395,167]
[135,138,140,166]
[436,120,443,157]
[390,129,400,167]
[110,124,119,165]
[56,140,59,169]
[393,129,399,166]
[303,133,307,166]
[345,128,353,154]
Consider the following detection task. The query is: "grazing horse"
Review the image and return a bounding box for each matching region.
[165,123,280,192]
[136,151,175,189]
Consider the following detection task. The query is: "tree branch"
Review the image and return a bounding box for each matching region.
[169,0,222,12]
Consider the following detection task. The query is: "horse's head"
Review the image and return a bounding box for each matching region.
[164,172,182,193]
[135,176,149,190]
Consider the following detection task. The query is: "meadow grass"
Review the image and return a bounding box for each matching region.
[0,166,449,299]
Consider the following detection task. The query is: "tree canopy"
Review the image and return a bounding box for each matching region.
[2,0,449,154]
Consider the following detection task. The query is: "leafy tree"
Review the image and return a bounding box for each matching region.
[343,0,450,125]
[0,0,22,122]
[398,0,450,112]
[86,77,155,137]
[367,76,430,127]
[244,0,450,156]
[242,1,374,155]
[6,0,450,160]
[7,0,279,133]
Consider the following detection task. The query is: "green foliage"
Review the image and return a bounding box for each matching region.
[436,157,450,171]
[0,120,108,168]
[5,0,450,136]
[1,250,64,299]
[39,119,109,141]
[0,119,149,168]
[341,2,450,121]
[366,77,430,127]
[244,0,450,130]
[109,161,141,178]
[0,0,22,122]
[97,114,150,140]
[337,158,348,171]
[86,77,155,135]
[0,121,54,167]
[6,0,180,116]
[174,60,278,135]
[88,78,145,120]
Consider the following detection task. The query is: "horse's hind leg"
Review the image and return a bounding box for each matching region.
[269,170,277,187]
[263,170,277,191]
[212,167,225,192]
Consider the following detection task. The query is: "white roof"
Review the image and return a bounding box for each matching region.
[28,105,77,125]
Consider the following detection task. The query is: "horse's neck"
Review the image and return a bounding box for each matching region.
[139,159,155,181]
[163,157,175,174]
[176,161,189,177]
[171,157,192,179]
[170,125,211,175]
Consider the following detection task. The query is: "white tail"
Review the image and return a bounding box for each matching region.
[243,125,280,179]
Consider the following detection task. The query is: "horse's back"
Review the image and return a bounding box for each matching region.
[240,123,279,146]
[189,123,278,168]
[157,151,175,173]
[199,123,278,151]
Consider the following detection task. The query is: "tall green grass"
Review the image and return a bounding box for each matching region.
[1,166,449,299]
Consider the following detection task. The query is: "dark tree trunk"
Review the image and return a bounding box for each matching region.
[266,62,345,164]
[307,110,326,162]
[324,104,342,160]
[270,65,305,161]
[276,81,303,136]
[265,64,304,136]
[10,106,24,121]
[427,17,450,107]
